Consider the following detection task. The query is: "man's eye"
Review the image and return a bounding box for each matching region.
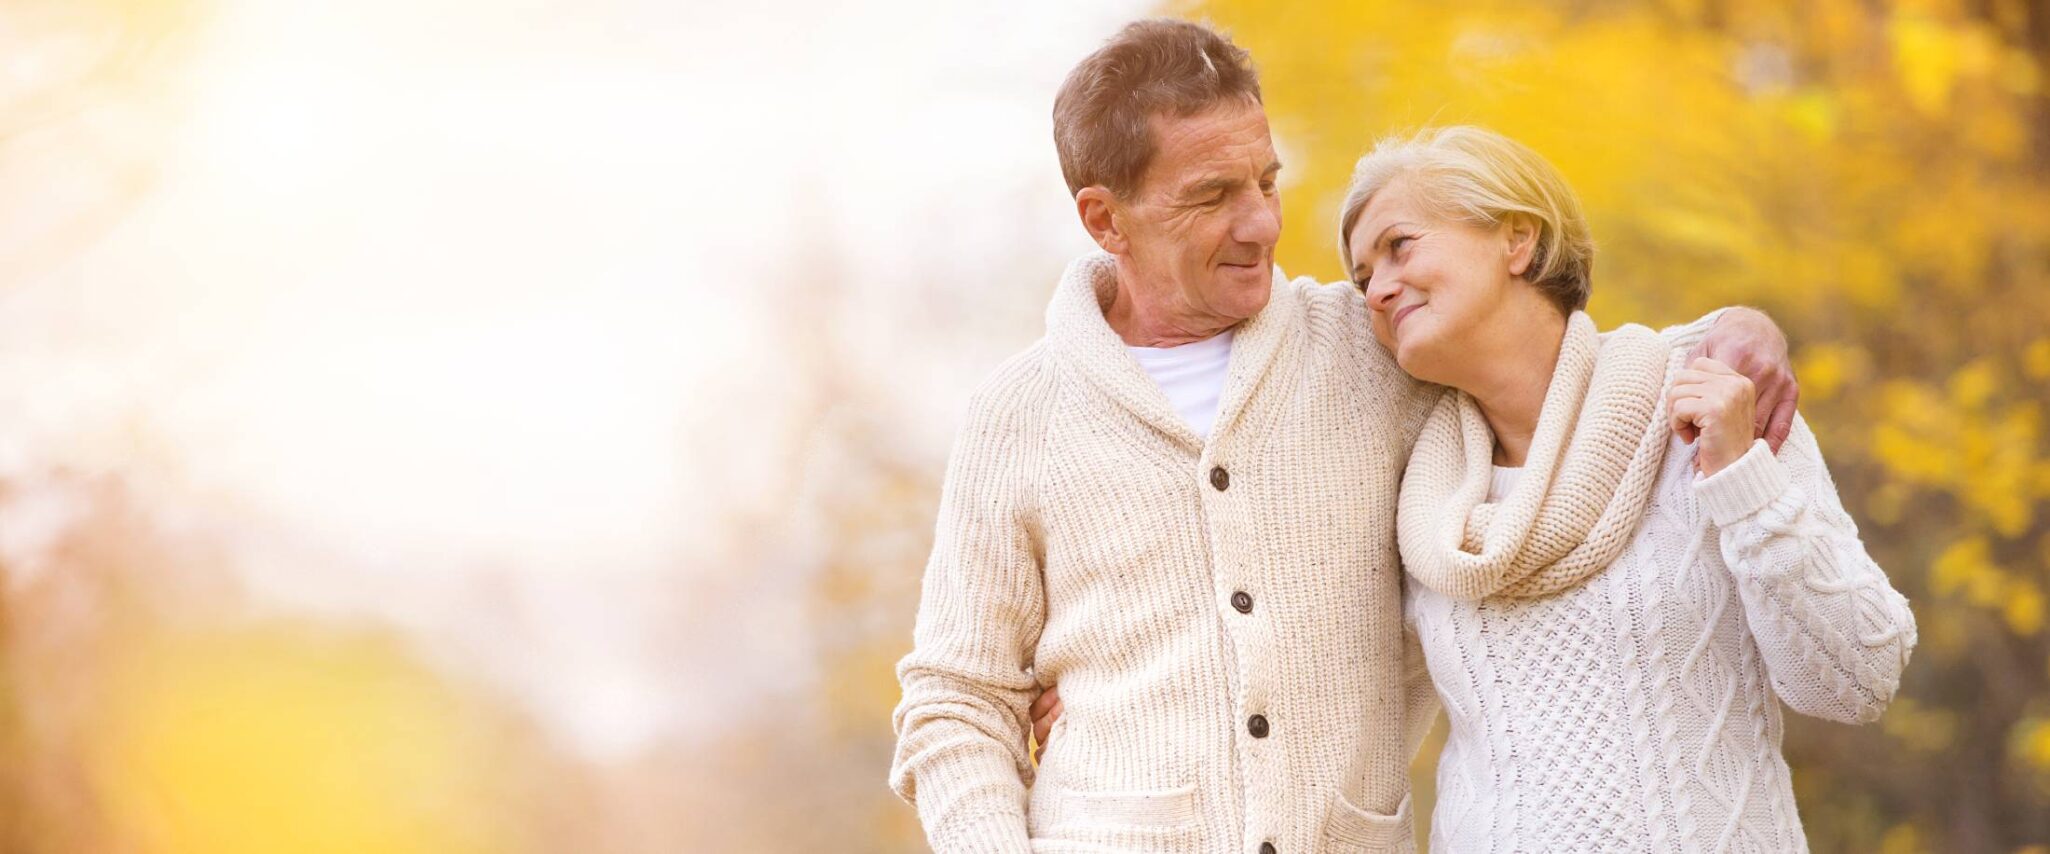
[1259,181,1276,195]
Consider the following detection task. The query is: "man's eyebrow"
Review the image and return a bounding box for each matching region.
[1182,162,1284,202]
[1179,176,1238,201]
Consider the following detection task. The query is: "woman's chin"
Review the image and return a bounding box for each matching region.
[1393,342,1450,386]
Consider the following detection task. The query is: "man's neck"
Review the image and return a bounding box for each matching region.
[1103,273,1238,348]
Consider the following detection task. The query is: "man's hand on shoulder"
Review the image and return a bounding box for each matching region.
[1687,307,1799,453]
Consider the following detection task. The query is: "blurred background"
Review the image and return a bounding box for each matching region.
[0,0,2043,851]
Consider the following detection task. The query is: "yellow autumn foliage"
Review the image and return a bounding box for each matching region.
[90,626,530,854]
[1180,0,2050,846]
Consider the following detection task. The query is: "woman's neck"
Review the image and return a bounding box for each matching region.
[1460,309,1569,468]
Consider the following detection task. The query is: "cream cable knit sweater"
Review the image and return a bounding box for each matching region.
[1406,420,1917,852]
[890,252,1717,853]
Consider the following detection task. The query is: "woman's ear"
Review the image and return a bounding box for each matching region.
[1504,215,1540,279]
[1076,186,1127,255]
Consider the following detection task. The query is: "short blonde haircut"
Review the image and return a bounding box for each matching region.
[1337,126,1595,314]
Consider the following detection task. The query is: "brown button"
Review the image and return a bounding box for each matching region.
[1231,591,1253,614]
[1248,714,1269,738]
[1210,466,1229,491]
[1259,844,1277,854]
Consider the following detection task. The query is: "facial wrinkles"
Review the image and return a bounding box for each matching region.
[1352,193,1424,291]
[1151,108,1273,233]
[1136,106,1276,321]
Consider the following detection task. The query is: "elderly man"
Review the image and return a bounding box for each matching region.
[889,18,1796,854]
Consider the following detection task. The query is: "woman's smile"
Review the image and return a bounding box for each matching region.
[1390,302,1422,337]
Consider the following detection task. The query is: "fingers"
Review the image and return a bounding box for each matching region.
[1669,366,1745,442]
[1764,391,1798,453]
[1762,364,1800,451]
[1737,362,1794,444]
[1030,685,1063,761]
[1750,380,1775,439]
[1030,684,1058,720]
[1030,688,1057,737]
[1672,366,1754,408]
[1671,369,1714,388]
[1032,695,1062,762]
[1669,379,1701,441]
[1669,395,1706,432]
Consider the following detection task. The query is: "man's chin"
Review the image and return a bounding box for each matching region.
[1228,292,1271,321]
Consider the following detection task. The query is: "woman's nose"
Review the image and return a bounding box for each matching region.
[1364,275,1400,311]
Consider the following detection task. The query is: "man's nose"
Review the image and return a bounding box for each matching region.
[1230,191,1281,248]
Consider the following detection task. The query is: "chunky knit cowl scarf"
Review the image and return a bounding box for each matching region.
[1397,312,1683,600]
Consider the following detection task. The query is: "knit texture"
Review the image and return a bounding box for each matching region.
[890,251,1441,853]
[1407,417,1918,853]
[1399,312,1680,599]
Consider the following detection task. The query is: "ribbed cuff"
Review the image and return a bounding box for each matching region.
[1693,438,1789,526]
[927,810,1033,854]
[904,746,1035,853]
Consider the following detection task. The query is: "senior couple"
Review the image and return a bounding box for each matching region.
[890,18,1915,854]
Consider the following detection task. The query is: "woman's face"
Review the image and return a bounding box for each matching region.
[1345,181,1537,386]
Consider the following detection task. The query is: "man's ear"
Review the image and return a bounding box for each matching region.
[1505,215,1540,279]
[1076,186,1128,254]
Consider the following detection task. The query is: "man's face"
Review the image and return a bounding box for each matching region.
[1115,100,1282,329]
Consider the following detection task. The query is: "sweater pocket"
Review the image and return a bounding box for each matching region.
[1324,790,1415,853]
[1030,783,1199,849]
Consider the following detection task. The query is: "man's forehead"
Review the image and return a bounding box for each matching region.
[1144,110,1277,190]
[1152,103,1270,148]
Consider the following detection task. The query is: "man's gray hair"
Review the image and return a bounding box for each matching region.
[1052,19,1262,198]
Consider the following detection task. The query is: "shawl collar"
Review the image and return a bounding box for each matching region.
[1045,251,1297,451]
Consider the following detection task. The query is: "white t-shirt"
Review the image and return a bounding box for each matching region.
[1127,329,1235,440]
[1488,465,1524,503]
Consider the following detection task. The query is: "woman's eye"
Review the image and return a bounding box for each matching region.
[1390,235,1413,253]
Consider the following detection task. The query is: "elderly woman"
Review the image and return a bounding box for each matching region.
[1342,125,1916,852]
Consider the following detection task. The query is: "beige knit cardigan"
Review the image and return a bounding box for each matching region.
[889,252,1716,853]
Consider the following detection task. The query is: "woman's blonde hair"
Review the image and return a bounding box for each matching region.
[1337,125,1594,314]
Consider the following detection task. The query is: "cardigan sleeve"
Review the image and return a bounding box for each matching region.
[1653,307,1728,353]
[889,387,1048,853]
[1595,307,1727,353]
[1399,607,1443,764]
[1694,415,1917,723]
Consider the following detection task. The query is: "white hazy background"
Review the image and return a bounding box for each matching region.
[1,0,1141,781]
